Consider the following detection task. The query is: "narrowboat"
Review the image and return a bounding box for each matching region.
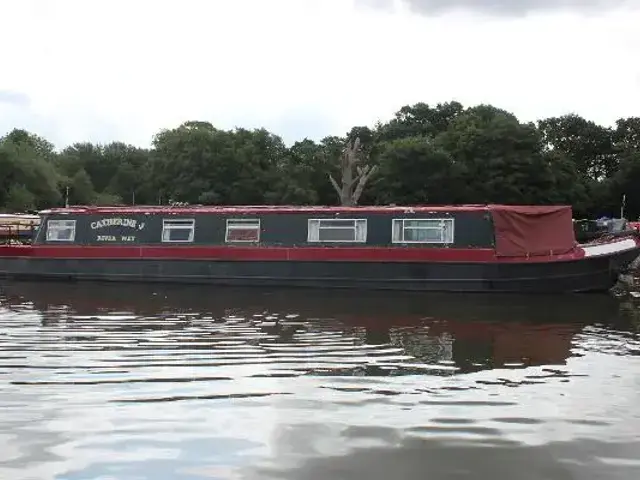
[0,214,40,244]
[0,204,638,293]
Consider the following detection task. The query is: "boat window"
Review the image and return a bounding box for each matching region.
[161,219,195,243]
[392,218,454,244]
[307,219,367,243]
[46,219,76,242]
[225,219,260,243]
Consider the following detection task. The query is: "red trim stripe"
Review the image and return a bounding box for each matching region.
[0,245,586,263]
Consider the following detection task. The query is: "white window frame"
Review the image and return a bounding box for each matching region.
[307,218,367,243]
[46,219,76,242]
[225,218,261,243]
[391,218,455,244]
[161,218,195,243]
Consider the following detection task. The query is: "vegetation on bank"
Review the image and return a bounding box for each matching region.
[1,102,639,218]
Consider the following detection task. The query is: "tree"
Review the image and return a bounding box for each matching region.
[0,102,637,217]
[271,139,322,205]
[70,169,96,205]
[0,132,61,209]
[435,105,555,204]
[328,137,377,206]
[376,101,464,142]
[607,152,640,219]
[4,184,36,212]
[614,117,640,154]
[103,143,153,204]
[543,150,590,215]
[3,129,56,161]
[538,114,616,180]
[151,121,287,205]
[370,136,465,205]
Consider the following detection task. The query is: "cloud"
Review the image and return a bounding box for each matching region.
[0,98,125,151]
[0,90,31,107]
[1,0,639,150]
[357,0,639,16]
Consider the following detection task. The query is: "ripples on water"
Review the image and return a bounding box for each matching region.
[0,282,639,480]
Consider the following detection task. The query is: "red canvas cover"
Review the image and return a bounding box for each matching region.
[489,205,576,257]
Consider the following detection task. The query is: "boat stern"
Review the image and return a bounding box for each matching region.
[580,233,640,280]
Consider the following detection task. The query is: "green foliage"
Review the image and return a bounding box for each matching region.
[0,104,638,218]
[377,101,464,142]
[434,105,555,204]
[0,131,61,209]
[4,184,36,212]
[370,137,464,205]
[538,114,616,180]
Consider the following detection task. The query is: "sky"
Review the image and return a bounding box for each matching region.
[1,0,639,149]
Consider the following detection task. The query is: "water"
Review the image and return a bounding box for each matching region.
[1,282,639,480]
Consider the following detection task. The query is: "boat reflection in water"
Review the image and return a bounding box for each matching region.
[0,281,629,375]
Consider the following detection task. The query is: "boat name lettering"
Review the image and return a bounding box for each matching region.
[91,218,145,230]
[96,235,137,242]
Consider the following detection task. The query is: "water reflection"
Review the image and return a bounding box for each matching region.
[0,281,639,479]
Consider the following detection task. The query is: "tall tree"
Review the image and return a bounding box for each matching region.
[436,105,555,204]
[538,114,616,180]
[0,131,61,210]
[370,136,465,205]
[376,101,464,142]
[151,121,287,204]
[328,137,377,206]
[614,117,640,154]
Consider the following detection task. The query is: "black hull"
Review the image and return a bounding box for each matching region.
[0,248,638,293]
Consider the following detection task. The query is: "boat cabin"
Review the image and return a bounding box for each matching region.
[33,204,577,256]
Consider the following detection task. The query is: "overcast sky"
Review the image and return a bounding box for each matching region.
[1,0,639,149]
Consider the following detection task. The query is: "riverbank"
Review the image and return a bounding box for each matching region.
[611,253,640,298]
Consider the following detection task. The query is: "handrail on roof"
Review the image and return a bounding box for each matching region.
[37,204,573,216]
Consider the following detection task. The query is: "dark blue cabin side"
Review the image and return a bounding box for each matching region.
[35,210,496,249]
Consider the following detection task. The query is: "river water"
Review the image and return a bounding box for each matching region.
[0,282,639,480]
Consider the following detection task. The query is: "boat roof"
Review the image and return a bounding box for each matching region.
[38,204,572,215]
[0,213,40,218]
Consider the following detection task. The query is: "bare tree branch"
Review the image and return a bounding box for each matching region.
[351,165,378,205]
[328,174,342,197]
[329,136,376,206]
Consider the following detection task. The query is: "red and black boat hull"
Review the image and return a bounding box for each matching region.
[0,242,638,293]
